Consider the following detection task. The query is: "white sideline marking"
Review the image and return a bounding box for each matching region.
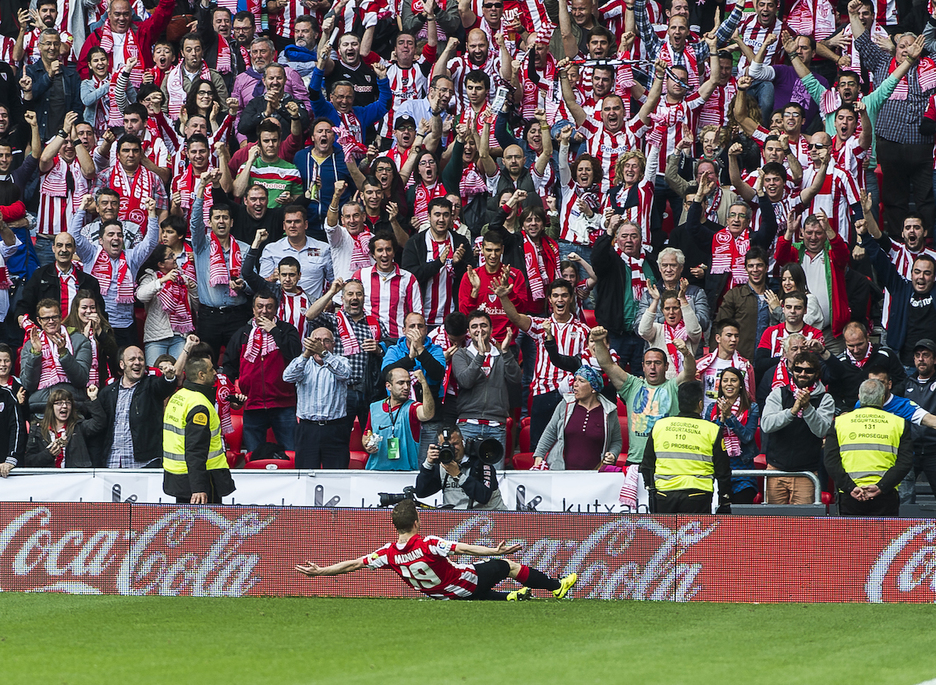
[912,679,936,685]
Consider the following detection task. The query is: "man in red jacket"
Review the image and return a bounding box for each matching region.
[77,0,175,82]
[458,231,529,344]
[221,292,302,453]
[774,210,851,354]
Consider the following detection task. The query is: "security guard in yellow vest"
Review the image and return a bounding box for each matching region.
[163,355,235,504]
[641,380,733,514]
[824,378,912,517]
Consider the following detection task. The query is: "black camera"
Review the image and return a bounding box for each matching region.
[378,486,416,507]
[438,438,456,464]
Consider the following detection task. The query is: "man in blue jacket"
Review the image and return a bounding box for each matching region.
[382,311,446,462]
[293,118,353,241]
[22,29,82,141]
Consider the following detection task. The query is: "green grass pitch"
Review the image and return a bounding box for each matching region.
[3,593,936,685]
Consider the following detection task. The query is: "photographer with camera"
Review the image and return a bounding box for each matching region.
[415,425,507,510]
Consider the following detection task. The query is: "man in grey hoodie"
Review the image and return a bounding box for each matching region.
[451,310,521,470]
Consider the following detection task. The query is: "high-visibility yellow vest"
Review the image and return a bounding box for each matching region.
[650,416,722,492]
[163,387,226,475]
[834,407,904,488]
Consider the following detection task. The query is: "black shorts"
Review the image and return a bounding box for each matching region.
[467,560,511,600]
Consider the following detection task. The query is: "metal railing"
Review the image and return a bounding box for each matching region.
[732,469,824,505]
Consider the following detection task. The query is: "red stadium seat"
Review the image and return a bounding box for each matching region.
[349,451,368,469]
[518,423,531,452]
[521,416,530,429]
[225,413,244,454]
[512,452,535,470]
[582,309,597,328]
[245,452,296,470]
[349,419,364,452]
[265,427,276,443]
[753,454,767,469]
[505,416,514,456]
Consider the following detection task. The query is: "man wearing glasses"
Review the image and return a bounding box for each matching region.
[21,29,82,142]
[760,350,834,504]
[395,75,454,133]
[20,299,92,416]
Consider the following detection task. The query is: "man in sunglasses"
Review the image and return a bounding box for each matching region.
[760,350,834,504]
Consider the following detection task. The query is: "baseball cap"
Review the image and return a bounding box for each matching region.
[394,115,417,130]
[914,338,936,354]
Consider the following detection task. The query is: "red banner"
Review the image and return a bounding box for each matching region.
[1,503,935,602]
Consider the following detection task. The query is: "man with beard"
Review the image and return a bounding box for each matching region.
[306,277,389,445]
[94,344,182,468]
[13,2,72,66]
[71,195,161,347]
[761,350,835,505]
[437,31,510,116]
[295,118,354,240]
[714,247,772,363]
[278,14,318,84]
[240,64,311,143]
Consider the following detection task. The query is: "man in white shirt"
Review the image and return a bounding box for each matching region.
[259,206,333,297]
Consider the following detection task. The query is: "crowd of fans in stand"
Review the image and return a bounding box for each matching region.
[2,0,936,508]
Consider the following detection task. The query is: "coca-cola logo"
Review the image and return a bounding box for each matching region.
[866,522,936,603]
[0,507,274,596]
[446,515,717,601]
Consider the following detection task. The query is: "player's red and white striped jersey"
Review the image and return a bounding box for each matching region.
[362,534,478,600]
[448,52,504,114]
[605,179,655,245]
[649,93,707,175]
[381,57,431,138]
[353,264,423,338]
[736,15,789,72]
[757,322,824,357]
[698,80,736,129]
[278,289,310,336]
[269,0,303,39]
[385,144,413,174]
[580,116,647,193]
[526,315,590,395]
[420,231,457,327]
[459,102,500,150]
[801,161,860,244]
[38,156,88,237]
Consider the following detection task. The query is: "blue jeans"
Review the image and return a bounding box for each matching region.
[457,421,507,470]
[517,330,536,418]
[243,406,296,453]
[34,236,54,268]
[747,79,775,119]
[145,335,187,366]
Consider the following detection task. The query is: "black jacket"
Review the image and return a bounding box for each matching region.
[92,373,179,468]
[414,453,503,509]
[822,344,908,411]
[401,229,470,306]
[0,385,26,467]
[24,400,107,468]
[14,263,103,323]
[592,232,632,336]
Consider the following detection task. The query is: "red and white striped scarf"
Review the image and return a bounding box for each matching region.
[110,164,152,230]
[699,80,736,128]
[38,327,74,390]
[710,228,750,287]
[216,33,233,74]
[771,359,792,390]
[243,322,277,363]
[278,289,309,335]
[889,56,936,100]
[90,249,135,303]
[523,233,556,302]
[51,426,68,468]
[0,266,10,290]
[413,181,445,224]
[216,372,235,436]
[613,244,649,300]
[180,246,197,283]
[336,310,381,356]
[98,22,144,87]
[846,344,873,368]
[659,38,698,89]
[156,270,194,334]
[664,320,688,374]
[165,61,212,119]
[709,399,747,457]
[208,232,243,296]
[88,334,100,388]
[349,228,374,272]
[336,111,368,160]
[93,71,124,133]
[426,231,454,317]
[460,161,488,200]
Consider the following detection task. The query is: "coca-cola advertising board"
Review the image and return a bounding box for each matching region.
[2,503,935,602]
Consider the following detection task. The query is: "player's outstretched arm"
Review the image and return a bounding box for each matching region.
[295,558,365,577]
[453,541,522,557]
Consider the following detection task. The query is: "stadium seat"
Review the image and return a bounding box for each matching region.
[245,451,296,470]
[225,413,244,454]
[349,419,364,451]
[753,454,766,469]
[349,451,368,469]
[518,423,531,452]
[505,416,514,456]
[512,452,534,470]
[582,309,597,328]
[265,427,276,443]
